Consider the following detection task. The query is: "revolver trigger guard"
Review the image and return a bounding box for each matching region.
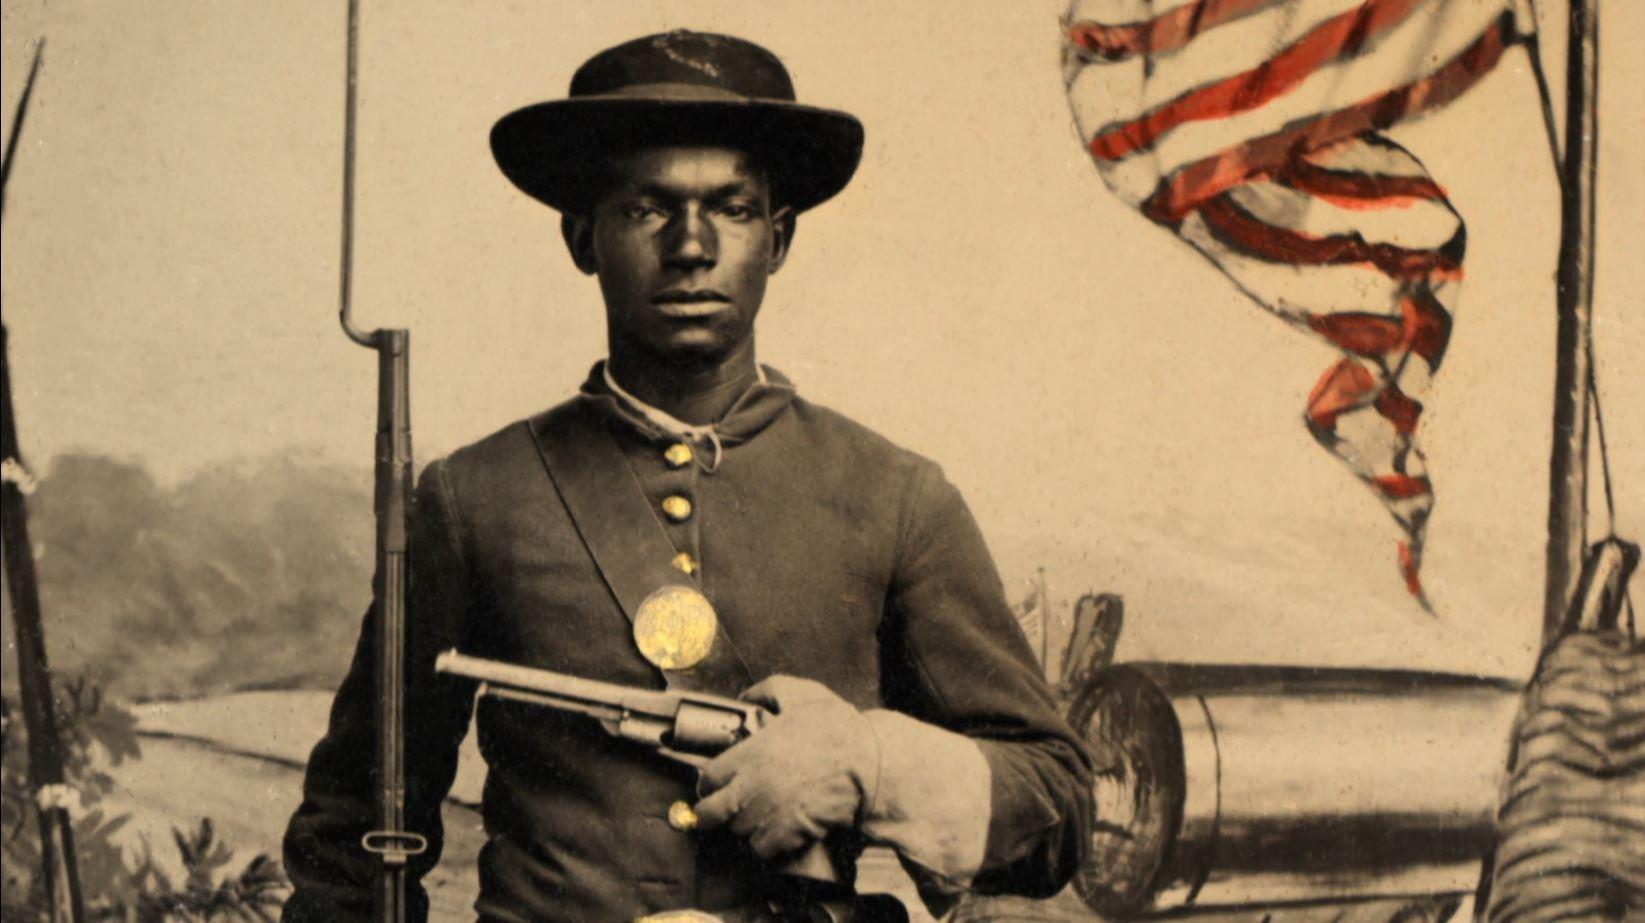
[657,746,710,770]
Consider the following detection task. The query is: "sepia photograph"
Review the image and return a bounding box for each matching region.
[2,1,1641,921]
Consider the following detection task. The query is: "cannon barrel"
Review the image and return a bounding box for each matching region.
[1069,663,1522,918]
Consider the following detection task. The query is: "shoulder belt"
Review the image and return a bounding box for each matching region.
[525,402,752,693]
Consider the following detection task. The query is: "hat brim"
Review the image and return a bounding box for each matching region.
[490,98,864,215]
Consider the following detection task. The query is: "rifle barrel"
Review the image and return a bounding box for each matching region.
[368,330,417,923]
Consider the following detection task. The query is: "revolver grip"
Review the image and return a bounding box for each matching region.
[782,840,842,884]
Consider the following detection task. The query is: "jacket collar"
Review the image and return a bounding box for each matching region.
[577,360,796,448]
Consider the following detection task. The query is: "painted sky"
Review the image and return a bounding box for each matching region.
[3,1,1642,678]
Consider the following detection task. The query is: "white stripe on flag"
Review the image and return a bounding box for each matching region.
[1225,181,1462,251]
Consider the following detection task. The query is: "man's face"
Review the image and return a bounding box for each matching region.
[568,145,793,369]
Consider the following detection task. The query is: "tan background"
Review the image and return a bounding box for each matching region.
[2,0,1641,681]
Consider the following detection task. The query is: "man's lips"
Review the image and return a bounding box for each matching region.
[652,290,731,318]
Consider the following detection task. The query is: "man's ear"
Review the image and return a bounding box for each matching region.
[561,213,598,276]
[767,207,797,275]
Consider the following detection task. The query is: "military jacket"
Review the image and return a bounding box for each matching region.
[282,367,1092,921]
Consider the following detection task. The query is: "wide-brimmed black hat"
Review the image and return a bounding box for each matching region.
[491,31,864,214]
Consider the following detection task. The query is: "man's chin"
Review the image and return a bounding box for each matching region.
[650,337,735,371]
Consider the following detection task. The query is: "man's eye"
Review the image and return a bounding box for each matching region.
[718,203,756,220]
[621,204,662,220]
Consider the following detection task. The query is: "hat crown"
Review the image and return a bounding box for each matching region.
[569,31,797,102]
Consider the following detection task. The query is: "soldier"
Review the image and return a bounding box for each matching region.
[283,30,1092,922]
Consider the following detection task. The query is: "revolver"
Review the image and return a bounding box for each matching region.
[433,650,907,921]
[434,649,768,768]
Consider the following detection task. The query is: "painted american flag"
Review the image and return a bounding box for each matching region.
[1062,0,1535,608]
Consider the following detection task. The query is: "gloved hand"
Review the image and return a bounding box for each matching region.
[693,675,880,861]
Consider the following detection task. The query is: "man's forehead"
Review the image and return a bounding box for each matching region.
[604,144,768,193]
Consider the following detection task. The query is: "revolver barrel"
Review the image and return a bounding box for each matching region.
[434,649,765,765]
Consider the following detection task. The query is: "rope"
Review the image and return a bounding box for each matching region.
[1586,346,1618,536]
[1585,322,1635,640]
[1522,5,1564,180]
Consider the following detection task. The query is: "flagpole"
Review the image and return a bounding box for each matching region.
[1541,0,1600,648]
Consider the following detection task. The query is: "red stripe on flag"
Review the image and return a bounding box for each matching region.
[1143,15,1515,219]
[1089,0,1426,162]
[1374,473,1431,499]
[1309,312,1405,357]
[1374,385,1423,435]
[1285,158,1448,204]
[1401,292,1451,367]
[1306,294,1453,367]
[1199,194,1461,280]
[1306,358,1377,432]
[1397,540,1425,599]
[1068,0,1276,61]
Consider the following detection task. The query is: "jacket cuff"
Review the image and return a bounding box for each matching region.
[859,709,991,889]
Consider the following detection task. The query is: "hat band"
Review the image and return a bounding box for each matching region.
[579,82,770,104]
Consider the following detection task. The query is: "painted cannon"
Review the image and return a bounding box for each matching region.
[1067,663,1520,919]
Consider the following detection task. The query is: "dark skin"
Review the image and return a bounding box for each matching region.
[563,145,796,425]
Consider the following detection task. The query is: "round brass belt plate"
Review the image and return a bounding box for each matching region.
[633,585,718,671]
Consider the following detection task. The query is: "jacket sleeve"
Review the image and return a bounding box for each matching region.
[877,460,1094,908]
[282,460,478,922]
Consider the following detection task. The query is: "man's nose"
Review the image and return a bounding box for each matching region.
[663,206,717,268]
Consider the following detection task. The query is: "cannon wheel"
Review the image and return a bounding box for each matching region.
[1065,666,1186,919]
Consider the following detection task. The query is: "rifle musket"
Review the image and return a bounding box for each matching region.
[332,2,419,920]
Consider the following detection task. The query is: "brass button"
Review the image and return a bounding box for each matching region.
[664,442,694,468]
[667,800,698,831]
[660,495,692,522]
[671,552,697,575]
